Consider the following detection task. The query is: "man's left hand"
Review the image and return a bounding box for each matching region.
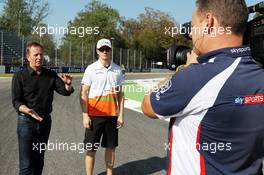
[117,116,124,129]
[58,73,73,85]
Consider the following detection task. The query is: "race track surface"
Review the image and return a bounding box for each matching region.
[0,74,169,175]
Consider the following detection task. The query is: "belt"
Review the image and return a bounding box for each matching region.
[19,112,30,117]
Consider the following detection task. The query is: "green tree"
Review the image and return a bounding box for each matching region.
[120,19,140,48]
[59,1,190,67]
[0,0,49,36]
[0,1,55,65]
[122,7,188,64]
[60,0,123,65]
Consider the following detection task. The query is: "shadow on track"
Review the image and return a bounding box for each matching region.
[98,156,166,175]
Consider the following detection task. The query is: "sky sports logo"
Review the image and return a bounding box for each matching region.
[235,94,264,105]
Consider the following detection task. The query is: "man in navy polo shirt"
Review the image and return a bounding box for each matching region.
[142,0,264,174]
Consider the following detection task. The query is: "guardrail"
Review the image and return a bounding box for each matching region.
[3,66,167,74]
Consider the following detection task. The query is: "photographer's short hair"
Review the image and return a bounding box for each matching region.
[26,42,43,55]
[196,0,248,35]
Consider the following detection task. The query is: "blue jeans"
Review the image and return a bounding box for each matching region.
[17,115,51,175]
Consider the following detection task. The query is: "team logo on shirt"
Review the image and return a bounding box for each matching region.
[155,80,172,101]
[235,94,264,105]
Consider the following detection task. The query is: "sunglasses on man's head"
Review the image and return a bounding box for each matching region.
[98,47,111,52]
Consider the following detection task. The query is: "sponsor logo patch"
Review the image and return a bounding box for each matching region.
[230,47,250,54]
[235,94,264,105]
[155,80,172,101]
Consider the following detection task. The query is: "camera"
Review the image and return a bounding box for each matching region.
[167,1,264,70]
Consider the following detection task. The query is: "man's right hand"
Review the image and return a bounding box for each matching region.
[19,105,43,122]
[82,113,92,128]
[186,50,199,65]
[28,109,43,122]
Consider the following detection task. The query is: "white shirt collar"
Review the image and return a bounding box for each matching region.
[96,59,113,70]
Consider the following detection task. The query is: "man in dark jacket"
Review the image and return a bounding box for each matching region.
[12,42,74,175]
